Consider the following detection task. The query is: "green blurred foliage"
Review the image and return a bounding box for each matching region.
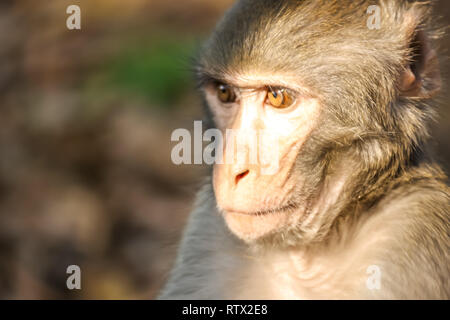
[97,38,198,108]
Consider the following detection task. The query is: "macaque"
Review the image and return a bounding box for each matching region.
[160,0,449,299]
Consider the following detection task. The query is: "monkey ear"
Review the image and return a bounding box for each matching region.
[399,30,441,98]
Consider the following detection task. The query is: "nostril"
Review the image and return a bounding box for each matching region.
[235,170,249,185]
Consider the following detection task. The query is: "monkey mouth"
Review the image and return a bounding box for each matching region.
[223,202,298,216]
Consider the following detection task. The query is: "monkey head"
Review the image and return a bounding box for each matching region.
[196,0,442,245]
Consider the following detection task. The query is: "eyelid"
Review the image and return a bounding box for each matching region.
[267,86,297,96]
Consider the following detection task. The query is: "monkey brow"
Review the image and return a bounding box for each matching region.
[195,72,223,89]
[196,71,257,91]
[196,71,314,98]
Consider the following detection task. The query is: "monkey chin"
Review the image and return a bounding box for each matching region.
[222,208,295,243]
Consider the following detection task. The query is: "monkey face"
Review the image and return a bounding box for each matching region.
[194,0,443,245]
[202,75,322,242]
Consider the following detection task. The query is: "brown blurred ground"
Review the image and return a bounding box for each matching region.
[0,0,448,299]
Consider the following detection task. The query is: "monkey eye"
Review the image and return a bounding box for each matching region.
[216,83,237,104]
[266,87,295,109]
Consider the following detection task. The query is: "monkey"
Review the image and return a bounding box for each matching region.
[159,0,450,299]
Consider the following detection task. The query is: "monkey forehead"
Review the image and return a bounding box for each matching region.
[215,73,316,95]
[196,0,419,91]
[199,1,369,69]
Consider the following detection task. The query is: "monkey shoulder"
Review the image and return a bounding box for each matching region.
[377,177,449,236]
[363,178,450,298]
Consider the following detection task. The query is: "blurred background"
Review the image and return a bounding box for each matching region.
[0,0,448,299]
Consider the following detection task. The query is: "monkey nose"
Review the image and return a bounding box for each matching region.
[235,169,250,185]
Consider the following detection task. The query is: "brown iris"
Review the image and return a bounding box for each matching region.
[217,84,236,103]
[267,88,294,108]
